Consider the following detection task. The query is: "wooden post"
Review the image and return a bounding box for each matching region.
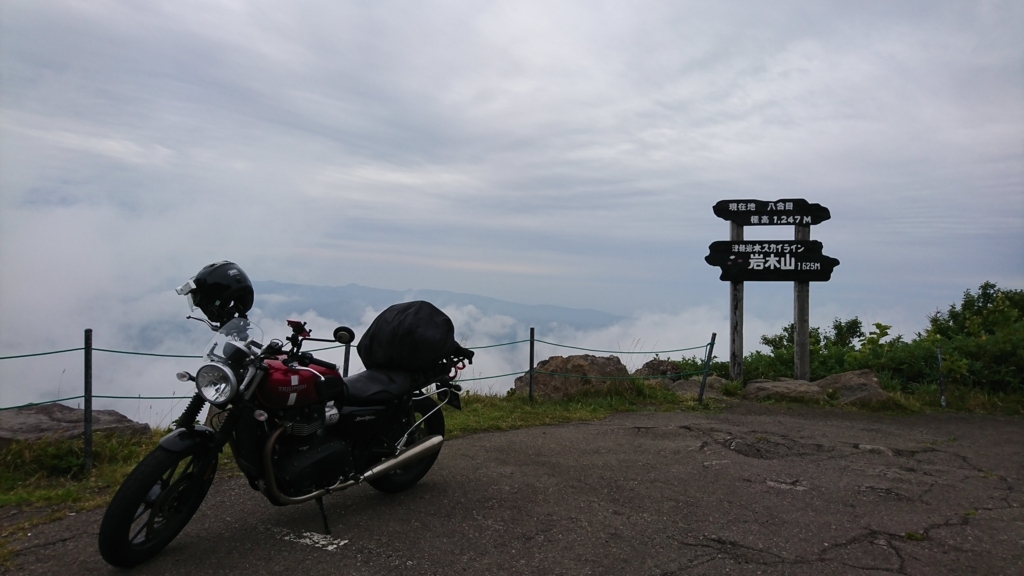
[794,225,810,380]
[730,223,744,381]
[84,329,93,473]
[528,327,535,402]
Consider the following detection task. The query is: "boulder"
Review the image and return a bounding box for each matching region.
[684,375,729,390]
[743,380,824,403]
[633,359,685,382]
[813,369,889,405]
[0,403,151,451]
[514,355,629,399]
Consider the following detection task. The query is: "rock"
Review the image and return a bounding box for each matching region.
[684,375,729,390]
[743,380,824,403]
[633,359,685,382]
[0,403,151,451]
[514,355,629,399]
[813,369,889,405]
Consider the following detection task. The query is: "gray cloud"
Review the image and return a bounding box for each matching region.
[1,0,1021,396]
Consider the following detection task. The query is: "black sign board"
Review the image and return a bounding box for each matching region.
[712,198,831,226]
[705,240,840,282]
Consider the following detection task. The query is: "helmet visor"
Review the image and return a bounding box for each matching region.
[176,278,200,313]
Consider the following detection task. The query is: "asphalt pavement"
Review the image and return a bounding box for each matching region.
[4,402,1022,575]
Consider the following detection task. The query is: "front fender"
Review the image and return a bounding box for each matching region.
[159,425,216,453]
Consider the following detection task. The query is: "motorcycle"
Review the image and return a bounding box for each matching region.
[98,304,471,568]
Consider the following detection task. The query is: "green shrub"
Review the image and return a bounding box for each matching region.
[747,282,1023,394]
[741,317,865,381]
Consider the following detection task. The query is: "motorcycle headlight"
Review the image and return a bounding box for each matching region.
[195,362,238,405]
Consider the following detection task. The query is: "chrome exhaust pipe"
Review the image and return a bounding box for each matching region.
[260,427,444,505]
[359,435,444,482]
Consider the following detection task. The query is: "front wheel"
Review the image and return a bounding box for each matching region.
[98,445,218,568]
[368,397,445,493]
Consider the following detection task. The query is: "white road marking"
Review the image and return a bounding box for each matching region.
[269,527,349,552]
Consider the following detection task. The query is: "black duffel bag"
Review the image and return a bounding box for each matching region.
[357,301,473,374]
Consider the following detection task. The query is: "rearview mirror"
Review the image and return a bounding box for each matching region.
[333,326,355,345]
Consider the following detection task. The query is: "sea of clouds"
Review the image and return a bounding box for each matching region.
[1,296,787,426]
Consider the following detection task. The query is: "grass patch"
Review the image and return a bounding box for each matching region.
[0,430,165,510]
[872,383,1024,415]
[445,382,721,439]
[0,429,242,568]
[720,381,744,397]
[0,430,163,568]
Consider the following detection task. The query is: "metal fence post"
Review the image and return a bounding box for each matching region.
[698,332,717,405]
[84,329,93,473]
[343,343,351,377]
[529,327,535,402]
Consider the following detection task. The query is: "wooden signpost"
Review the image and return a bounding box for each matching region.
[705,199,838,381]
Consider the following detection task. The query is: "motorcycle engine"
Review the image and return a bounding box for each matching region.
[273,404,353,496]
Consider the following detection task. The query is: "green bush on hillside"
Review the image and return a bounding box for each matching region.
[847,281,1023,393]
[681,282,1023,394]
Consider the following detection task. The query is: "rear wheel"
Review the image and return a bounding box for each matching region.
[98,445,217,567]
[368,397,445,493]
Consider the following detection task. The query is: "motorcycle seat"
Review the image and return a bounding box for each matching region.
[343,369,425,406]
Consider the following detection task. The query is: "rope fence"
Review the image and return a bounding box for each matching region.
[0,331,718,408]
[0,327,718,467]
[93,348,201,359]
[0,348,85,360]
[533,339,707,355]
[534,370,708,381]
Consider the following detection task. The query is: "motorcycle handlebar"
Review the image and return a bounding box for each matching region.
[300,352,337,371]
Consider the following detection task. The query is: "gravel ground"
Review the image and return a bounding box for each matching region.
[4,402,1022,575]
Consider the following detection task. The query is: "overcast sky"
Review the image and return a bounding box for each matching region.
[1,1,1022,412]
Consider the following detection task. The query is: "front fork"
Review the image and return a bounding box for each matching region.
[161,364,262,453]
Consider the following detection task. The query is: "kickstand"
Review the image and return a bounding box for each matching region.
[314,496,331,535]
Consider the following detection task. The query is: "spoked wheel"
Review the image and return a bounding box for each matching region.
[368,396,445,494]
[98,445,218,568]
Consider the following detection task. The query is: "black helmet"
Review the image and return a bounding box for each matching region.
[175,261,254,324]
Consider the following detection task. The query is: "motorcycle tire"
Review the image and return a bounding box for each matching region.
[368,396,445,494]
[98,445,218,568]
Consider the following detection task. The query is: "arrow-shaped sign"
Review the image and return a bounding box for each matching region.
[705,240,840,282]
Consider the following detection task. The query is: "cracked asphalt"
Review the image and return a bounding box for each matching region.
[4,402,1022,575]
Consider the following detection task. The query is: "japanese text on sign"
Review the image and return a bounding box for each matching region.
[726,201,796,212]
[704,239,840,282]
[712,198,831,226]
[730,243,805,253]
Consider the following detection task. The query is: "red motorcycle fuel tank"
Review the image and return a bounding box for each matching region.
[257,359,342,410]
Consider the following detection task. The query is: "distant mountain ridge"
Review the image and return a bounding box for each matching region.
[252,281,623,330]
